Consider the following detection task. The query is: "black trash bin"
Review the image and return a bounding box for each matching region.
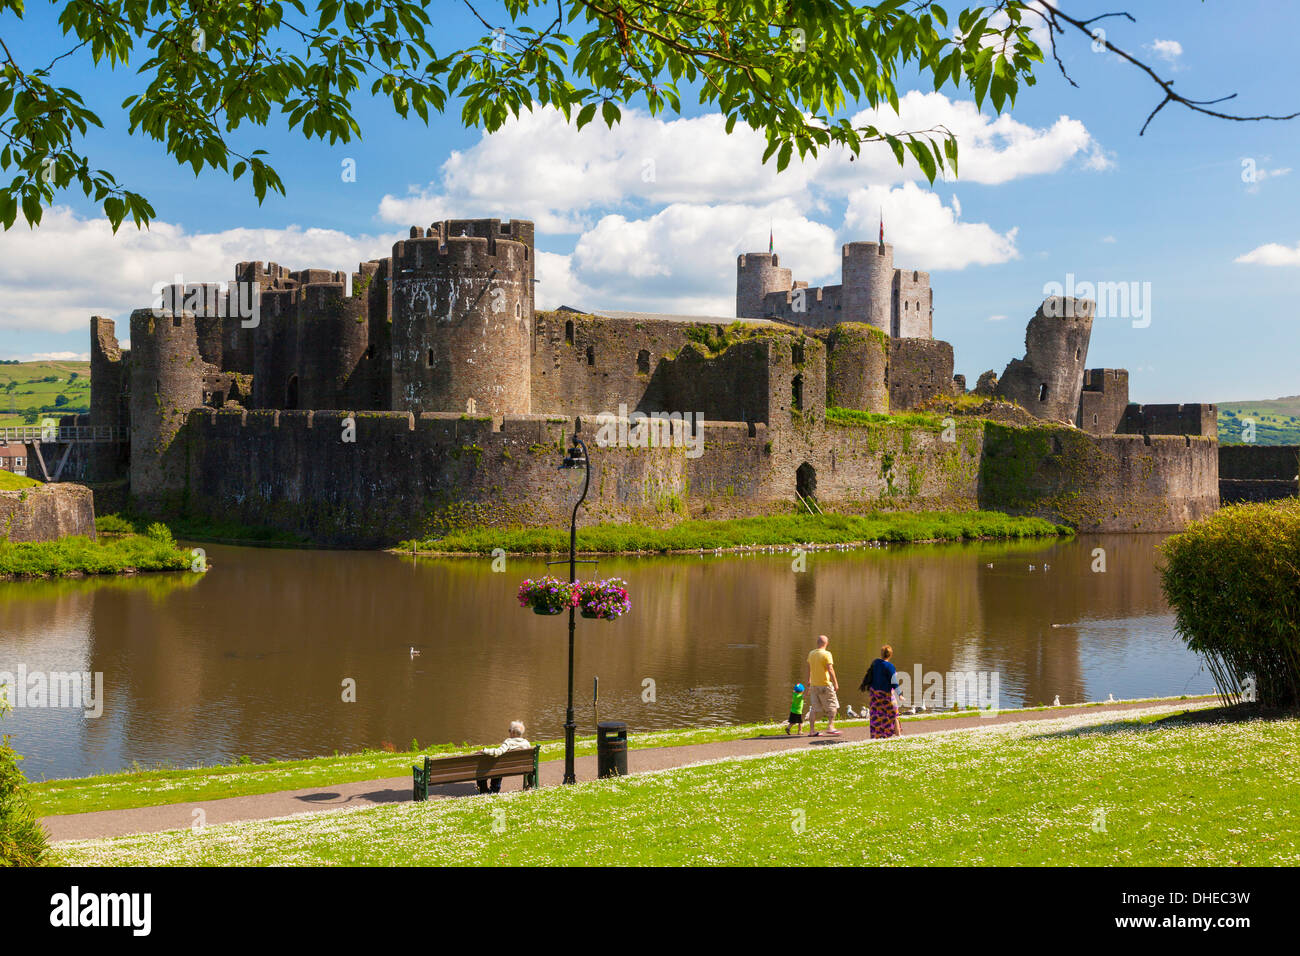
[596,720,628,778]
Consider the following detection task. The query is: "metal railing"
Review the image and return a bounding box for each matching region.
[0,425,129,443]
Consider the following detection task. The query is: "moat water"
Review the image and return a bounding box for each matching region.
[0,533,1216,780]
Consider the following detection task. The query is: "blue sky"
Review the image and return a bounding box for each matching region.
[0,0,1296,403]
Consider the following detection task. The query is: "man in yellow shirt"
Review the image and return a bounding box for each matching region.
[805,634,841,736]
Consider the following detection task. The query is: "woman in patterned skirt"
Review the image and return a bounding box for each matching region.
[859,645,902,739]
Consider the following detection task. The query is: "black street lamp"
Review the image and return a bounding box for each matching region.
[557,436,590,784]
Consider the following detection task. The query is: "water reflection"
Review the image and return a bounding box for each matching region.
[0,534,1212,779]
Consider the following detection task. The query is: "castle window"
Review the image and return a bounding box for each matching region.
[637,349,651,374]
[427,348,435,368]
[792,341,805,365]
[1038,383,1048,402]
[364,346,374,360]
[515,302,521,319]
[565,320,574,345]
[586,345,595,366]
[791,373,804,413]
[172,316,182,328]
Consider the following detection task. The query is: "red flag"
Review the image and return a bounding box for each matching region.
[879,212,884,244]
[769,226,774,254]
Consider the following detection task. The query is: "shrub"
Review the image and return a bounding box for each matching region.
[0,690,49,866]
[1159,499,1300,708]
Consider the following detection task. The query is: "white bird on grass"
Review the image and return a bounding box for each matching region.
[1052,695,1061,706]
[1106,693,1116,703]
[846,705,858,718]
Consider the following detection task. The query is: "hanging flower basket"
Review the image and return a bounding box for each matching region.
[576,578,631,621]
[517,576,578,616]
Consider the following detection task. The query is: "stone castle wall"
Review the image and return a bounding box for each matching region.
[0,484,97,543]
[1219,444,1300,503]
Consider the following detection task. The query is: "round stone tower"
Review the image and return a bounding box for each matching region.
[841,241,895,333]
[390,219,533,416]
[736,252,792,319]
[129,307,204,505]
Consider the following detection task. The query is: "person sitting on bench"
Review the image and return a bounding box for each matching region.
[477,721,531,793]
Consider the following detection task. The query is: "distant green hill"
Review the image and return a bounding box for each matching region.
[0,360,92,428]
[1219,397,1300,445]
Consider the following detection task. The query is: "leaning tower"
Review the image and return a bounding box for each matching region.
[390,219,534,416]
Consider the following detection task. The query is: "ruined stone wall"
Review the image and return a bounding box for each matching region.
[0,484,97,543]
[979,426,1219,532]
[759,284,844,327]
[1219,444,1299,503]
[1078,368,1129,435]
[888,339,954,410]
[826,323,889,413]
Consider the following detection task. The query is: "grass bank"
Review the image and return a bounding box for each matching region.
[0,471,42,490]
[51,703,1298,866]
[0,526,193,578]
[30,697,1203,818]
[401,510,1071,555]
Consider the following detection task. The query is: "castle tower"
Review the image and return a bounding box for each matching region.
[841,241,894,334]
[295,279,371,409]
[129,307,204,506]
[391,219,533,415]
[736,253,793,319]
[995,296,1095,423]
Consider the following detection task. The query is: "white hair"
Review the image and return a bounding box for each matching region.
[510,720,526,737]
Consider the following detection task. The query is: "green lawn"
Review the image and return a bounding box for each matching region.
[28,698,1201,817]
[405,510,1071,555]
[0,470,41,490]
[51,704,1299,866]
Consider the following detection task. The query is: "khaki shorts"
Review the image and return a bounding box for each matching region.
[809,684,839,718]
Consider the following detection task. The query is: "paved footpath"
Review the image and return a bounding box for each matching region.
[44,696,1216,842]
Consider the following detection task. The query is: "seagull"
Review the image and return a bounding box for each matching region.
[846,705,858,718]
[410,647,421,658]
[1106,693,1116,703]
[1043,563,1050,571]
[1028,565,1036,571]
[1052,695,1061,706]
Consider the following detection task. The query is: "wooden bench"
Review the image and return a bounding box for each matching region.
[412,747,541,801]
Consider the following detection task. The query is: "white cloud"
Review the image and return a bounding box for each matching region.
[1147,39,1183,63]
[378,108,816,235]
[1101,235,1117,243]
[987,315,1009,322]
[0,207,400,334]
[805,92,1112,188]
[1235,242,1300,267]
[0,350,91,362]
[563,200,839,314]
[378,96,1107,233]
[844,183,1019,269]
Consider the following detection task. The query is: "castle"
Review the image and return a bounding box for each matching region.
[64,218,1226,545]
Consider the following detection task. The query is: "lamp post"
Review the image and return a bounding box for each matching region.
[558,436,590,784]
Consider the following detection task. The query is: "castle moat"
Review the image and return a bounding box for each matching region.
[2,533,1215,781]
